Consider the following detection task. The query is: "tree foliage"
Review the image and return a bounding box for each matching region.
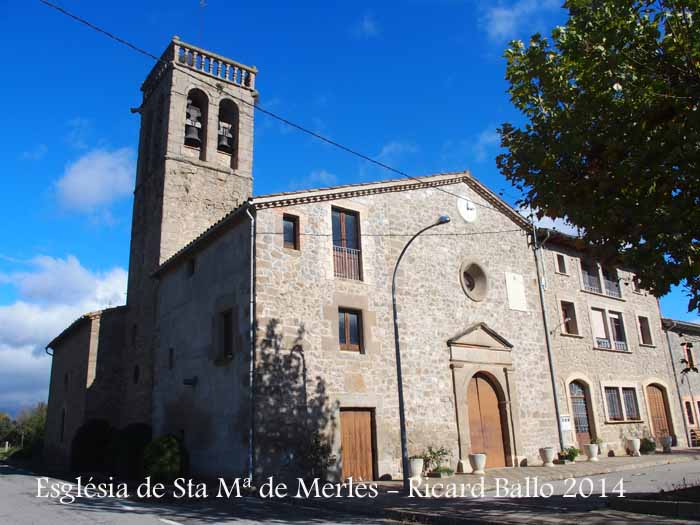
[497,0,700,311]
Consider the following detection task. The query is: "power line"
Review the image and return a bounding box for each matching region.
[37,0,517,217]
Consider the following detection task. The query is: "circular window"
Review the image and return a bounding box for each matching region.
[460,262,488,301]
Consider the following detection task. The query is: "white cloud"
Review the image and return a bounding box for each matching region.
[352,12,380,39]
[65,117,92,149]
[55,148,135,212]
[20,144,48,161]
[472,125,500,162]
[377,140,418,161]
[288,169,338,190]
[519,205,580,236]
[481,0,560,41]
[0,255,127,415]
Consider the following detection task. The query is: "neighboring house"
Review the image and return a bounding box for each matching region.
[540,233,687,451]
[43,38,693,479]
[663,318,700,447]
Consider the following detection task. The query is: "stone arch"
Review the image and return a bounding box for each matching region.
[642,378,676,444]
[185,88,208,160]
[466,371,512,468]
[563,373,599,446]
[217,98,239,169]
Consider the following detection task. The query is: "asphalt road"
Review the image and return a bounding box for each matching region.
[0,464,391,525]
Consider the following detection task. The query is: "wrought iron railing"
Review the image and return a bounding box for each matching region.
[613,340,628,352]
[582,271,602,294]
[604,279,622,298]
[596,337,611,349]
[333,246,362,280]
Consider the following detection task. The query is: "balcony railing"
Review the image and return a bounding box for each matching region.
[614,340,628,351]
[596,337,611,349]
[582,272,602,294]
[333,246,362,281]
[604,278,622,298]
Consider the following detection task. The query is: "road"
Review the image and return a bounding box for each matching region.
[0,464,391,525]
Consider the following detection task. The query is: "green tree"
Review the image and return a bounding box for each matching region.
[497,0,700,311]
[0,413,13,443]
[15,402,47,448]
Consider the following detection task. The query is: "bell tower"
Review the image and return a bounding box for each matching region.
[121,37,258,426]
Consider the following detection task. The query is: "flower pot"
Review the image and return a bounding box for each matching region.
[539,447,555,467]
[627,438,641,457]
[408,458,424,479]
[661,436,673,454]
[583,444,599,462]
[468,453,487,475]
[597,442,608,456]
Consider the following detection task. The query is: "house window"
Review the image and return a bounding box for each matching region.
[186,258,196,277]
[338,308,363,352]
[685,401,695,425]
[221,309,234,358]
[632,276,641,293]
[602,267,622,298]
[168,348,174,370]
[556,254,567,274]
[684,343,696,369]
[133,365,140,384]
[622,387,640,420]
[605,387,624,421]
[581,259,602,294]
[638,316,653,345]
[591,308,627,351]
[64,372,69,391]
[332,208,362,280]
[283,214,299,250]
[561,301,579,335]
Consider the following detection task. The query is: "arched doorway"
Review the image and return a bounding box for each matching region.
[570,381,593,447]
[647,384,672,442]
[467,373,508,468]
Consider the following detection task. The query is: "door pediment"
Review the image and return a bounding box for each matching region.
[448,323,513,365]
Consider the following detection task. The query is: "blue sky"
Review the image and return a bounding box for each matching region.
[0,0,696,416]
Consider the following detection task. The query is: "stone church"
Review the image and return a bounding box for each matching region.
[44,38,688,480]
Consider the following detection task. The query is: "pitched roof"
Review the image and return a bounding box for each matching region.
[46,305,127,352]
[153,170,531,277]
[662,317,700,335]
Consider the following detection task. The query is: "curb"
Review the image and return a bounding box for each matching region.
[608,498,700,520]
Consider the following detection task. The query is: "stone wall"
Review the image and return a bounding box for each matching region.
[152,213,252,478]
[253,178,559,479]
[664,322,700,441]
[541,242,687,450]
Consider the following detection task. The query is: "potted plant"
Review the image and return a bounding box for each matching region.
[592,437,607,457]
[640,437,656,455]
[427,465,455,478]
[539,447,555,467]
[422,446,452,477]
[468,453,487,475]
[561,446,580,463]
[408,455,424,479]
[627,437,641,457]
[583,443,599,462]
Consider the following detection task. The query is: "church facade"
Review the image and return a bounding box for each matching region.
[44,38,689,480]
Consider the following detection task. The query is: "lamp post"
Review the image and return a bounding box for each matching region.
[392,215,451,493]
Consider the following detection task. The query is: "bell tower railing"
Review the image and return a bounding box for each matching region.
[142,37,258,100]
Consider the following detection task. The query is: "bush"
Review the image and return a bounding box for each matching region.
[421,446,451,473]
[142,435,187,483]
[640,437,656,455]
[296,431,336,481]
[563,446,580,461]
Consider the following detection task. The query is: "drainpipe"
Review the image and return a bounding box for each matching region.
[245,205,257,481]
[664,322,691,448]
[531,223,566,452]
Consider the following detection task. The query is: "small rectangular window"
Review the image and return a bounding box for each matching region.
[221,309,234,357]
[685,343,696,369]
[339,308,363,352]
[685,401,695,425]
[638,316,653,345]
[622,387,640,420]
[556,254,567,274]
[186,258,196,277]
[605,387,624,421]
[168,348,175,370]
[561,301,579,335]
[283,214,299,250]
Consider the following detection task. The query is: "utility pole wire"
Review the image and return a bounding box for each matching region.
[37,0,517,216]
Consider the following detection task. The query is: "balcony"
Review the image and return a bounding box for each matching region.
[333,246,362,281]
[603,278,622,298]
[596,337,611,349]
[582,271,602,294]
[613,340,628,351]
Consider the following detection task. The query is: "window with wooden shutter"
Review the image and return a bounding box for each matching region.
[638,316,653,345]
[556,254,567,274]
[605,387,624,421]
[622,387,640,420]
[561,301,579,335]
[339,308,363,352]
[332,208,362,280]
[685,401,695,425]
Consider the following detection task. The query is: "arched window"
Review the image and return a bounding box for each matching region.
[184,89,208,160]
[217,99,239,168]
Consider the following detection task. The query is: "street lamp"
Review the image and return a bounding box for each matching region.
[392,215,451,493]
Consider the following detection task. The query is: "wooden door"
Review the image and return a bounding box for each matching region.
[647,385,671,441]
[468,374,507,468]
[570,381,592,446]
[340,409,374,481]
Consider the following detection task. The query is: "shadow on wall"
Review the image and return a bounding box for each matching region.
[254,319,338,481]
